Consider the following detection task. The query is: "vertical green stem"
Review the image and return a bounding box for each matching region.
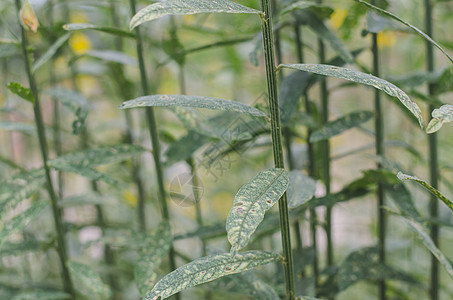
[424,1,439,299]
[295,23,319,285]
[259,1,295,299]
[14,0,75,297]
[128,0,178,294]
[371,1,386,299]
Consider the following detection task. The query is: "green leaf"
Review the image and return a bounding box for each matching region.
[385,179,421,220]
[60,193,112,207]
[135,222,173,296]
[48,162,119,185]
[130,0,261,30]
[119,95,267,118]
[281,1,327,15]
[215,271,280,300]
[279,64,424,128]
[279,71,310,125]
[338,247,418,291]
[44,89,88,135]
[397,172,453,211]
[0,44,19,58]
[402,217,453,279]
[79,50,137,66]
[226,168,289,253]
[355,0,453,64]
[68,261,112,300]
[0,122,35,133]
[7,82,34,104]
[143,251,280,300]
[0,240,42,258]
[310,111,374,142]
[287,171,316,209]
[63,23,135,38]
[366,10,405,33]
[426,104,453,133]
[12,291,70,300]
[0,201,48,248]
[165,132,209,166]
[32,33,70,73]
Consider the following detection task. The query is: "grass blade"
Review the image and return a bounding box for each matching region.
[309,111,374,142]
[279,64,424,128]
[226,168,289,253]
[143,251,280,300]
[129,0,261,29]
[119,95,267,118]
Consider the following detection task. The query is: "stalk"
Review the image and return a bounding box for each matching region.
[370,1,386,299]
[259,1,295,299]
[424,0,439,299]
[295,23,319,284]
[317,0,333,272]
[14,0,75,297]
[128,0,178,293]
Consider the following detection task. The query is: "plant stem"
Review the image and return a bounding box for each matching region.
[14,0,75,297]
[128,0,178,295]
[371,1,386,299]
[425,0,439,299]
[259,1,295,299]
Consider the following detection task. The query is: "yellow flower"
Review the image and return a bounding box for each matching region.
[69,32,91,55]
[122,190,138,208]
[377,31,396,49]
[330,8,348,30]
[19,0,39,32]
[70,12,88,23]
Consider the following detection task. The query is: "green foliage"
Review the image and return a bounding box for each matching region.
[6,82,34,104]
[68,261,112,300]
[426,104,453,133]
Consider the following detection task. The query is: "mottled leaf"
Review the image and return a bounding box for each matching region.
[68,261,112,300]
[287,171,316,209]
[279,64,424,128]
[12,291,70,300]
[226,168,289,253]
[143,251,280,300]
[403,217,453,279]
[32,33,70,72]
[63,23,135,38]
[0,201,48,248]
[355,0,453,64]
[7,82,34,104]
[310,111,374,142]
[135,222,172,296]
[338,247,418,291]
[385,177,421,220]
[397,172,453,211]
[218,271,280,300]
[279,71,310,125]
[426,104,453,133]
[0,122,35,133]
[44,89,88,135]
[119,95,267,118]
[130,0,261,30]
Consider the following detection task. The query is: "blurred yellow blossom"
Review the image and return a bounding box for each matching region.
[122,190,138,208]
[69,32,91,55]
[330,8,348,30]
[377,31,396,48]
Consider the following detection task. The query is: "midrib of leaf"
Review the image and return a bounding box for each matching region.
[235,169,285,247]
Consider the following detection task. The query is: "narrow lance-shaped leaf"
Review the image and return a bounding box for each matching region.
[226,168,289,253]
[32,33,70,73]
[397,171,453,211]
[48,162,119,185]
[426,104,453,133]
[68,261,112,300]
[143,251,280,300]
[75,50,137,66]
[355,0,453,64]
[278,64,424,128]
[135,222,172,296]
[310,111,374,143]
[403,217,453,279]
[287,171,316,209]
[0,201,48,248]
[7,82,34,104]
[130,0,261,30]
[63,23,135,38]
[119,95,267,118]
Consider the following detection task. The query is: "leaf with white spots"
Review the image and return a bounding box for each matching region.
[287,171,316,209]
[310,111,374,142]
[130,0,261,30]
[135,222,172,296]
[68,261,112,300]
[279,64,424,128]
[143,251,280,300]
[426,104,453,133]
[226,168,289,253]
[119,95,267,118]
